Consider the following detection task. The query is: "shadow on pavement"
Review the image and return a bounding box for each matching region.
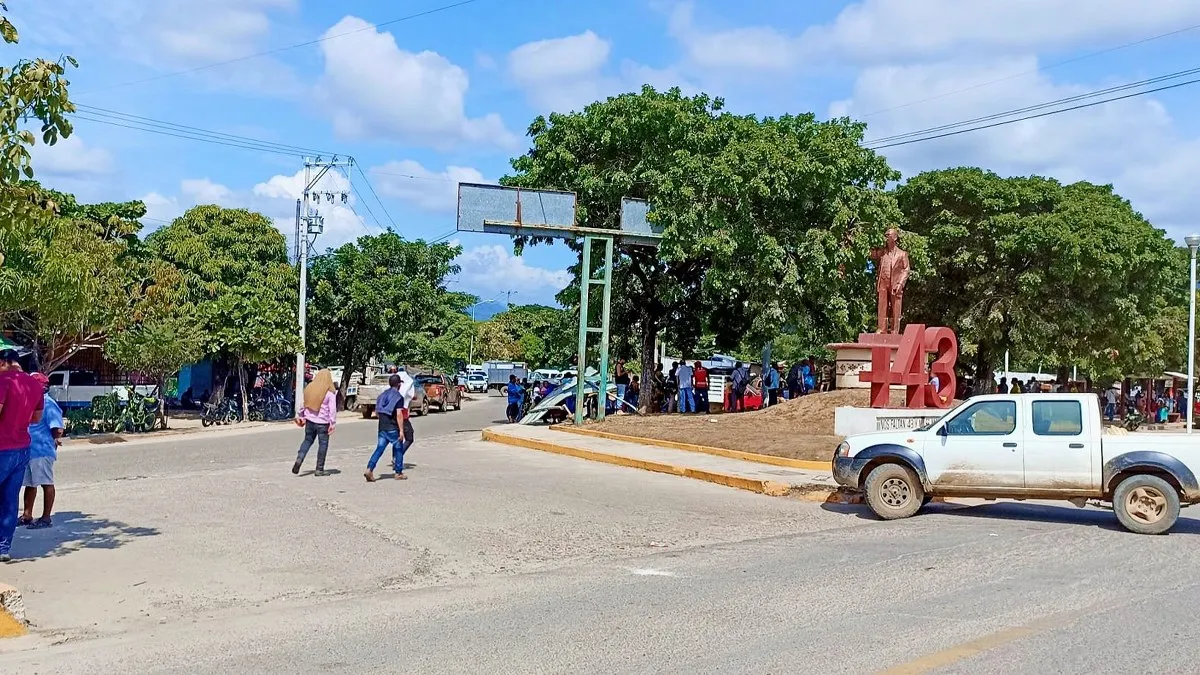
[12,510,161,560]
[821,500,1200,535]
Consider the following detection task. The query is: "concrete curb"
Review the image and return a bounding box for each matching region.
[552,425,833,472]
[482,428,847,499]
[0,583,27,638]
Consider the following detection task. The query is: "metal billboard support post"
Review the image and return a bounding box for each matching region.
[456,184,658,426]
[574,237,593,426]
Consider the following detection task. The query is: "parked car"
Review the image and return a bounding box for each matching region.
[415,372,461,412]
[358,371,436,418]
[832,393,1200,534]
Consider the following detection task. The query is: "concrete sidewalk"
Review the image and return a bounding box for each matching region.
[482,424,844,499]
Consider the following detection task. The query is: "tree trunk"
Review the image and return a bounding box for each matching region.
[975,343,995,395]
[337,341,357,410]
[237,356,249,422]
[638,305,658,413]
[156,374,168,430]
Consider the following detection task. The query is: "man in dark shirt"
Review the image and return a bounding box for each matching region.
[506,375,524,423]
[731,362,750,412]
[0,350,44,562]
[364,375,403,482]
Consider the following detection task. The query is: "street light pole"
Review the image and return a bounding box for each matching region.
[467,291,515,365]
[1186,235,1200,434]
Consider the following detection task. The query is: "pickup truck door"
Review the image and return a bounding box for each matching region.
[923,399,1024,488]
[48,371,68,404]
[1021,398,1097,491]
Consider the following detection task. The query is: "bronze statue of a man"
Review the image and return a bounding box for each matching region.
[871,228,910,334]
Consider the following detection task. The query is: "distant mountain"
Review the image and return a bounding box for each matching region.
[469,301,508,321]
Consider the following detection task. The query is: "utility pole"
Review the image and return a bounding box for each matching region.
[294,155,353,412]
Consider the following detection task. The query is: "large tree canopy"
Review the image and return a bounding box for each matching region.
[307,232,467,391]
[503,86,918,405]
[147,205,298,416]
[0,186,181,371]
[897,167,1185,385]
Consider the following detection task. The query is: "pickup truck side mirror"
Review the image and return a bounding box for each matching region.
[936,425,948,437]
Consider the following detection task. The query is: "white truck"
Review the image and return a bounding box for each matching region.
[832,393,1200,534]
[47,370,158,410]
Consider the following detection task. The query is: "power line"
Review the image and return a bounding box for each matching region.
[77,0,485,95]
[368,167,458,183]
[75,105,338,156]
[867,65,1200,145]
[72,112,325,157]
[868,76,1200,150]
[347,182,385,231]
[860,23,1200,118]
[352,162,399,230]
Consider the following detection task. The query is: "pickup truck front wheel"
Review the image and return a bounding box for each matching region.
[1113,475,1179,535]
[864,463,925,521]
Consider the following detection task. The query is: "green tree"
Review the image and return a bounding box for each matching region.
[147,205,298,419]
[0,186,179,371]
[306,232,466,397]
[471,304,574,368]
[0,6,77,248]
[104,310,204,428]
[503,86,912,408]
[896,168,1186,388]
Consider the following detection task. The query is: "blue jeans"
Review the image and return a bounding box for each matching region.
[368,429,403,472]
[0,448,30,556]
[1104,403,1116,421]
[678,387,695,413]
[616,384,627,409]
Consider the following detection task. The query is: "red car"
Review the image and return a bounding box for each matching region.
[415,373,462,412]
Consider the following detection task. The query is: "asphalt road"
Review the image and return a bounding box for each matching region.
[4,394,1200,673]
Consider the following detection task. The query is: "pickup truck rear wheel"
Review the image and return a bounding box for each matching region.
[361,404,374,420]
[1113,474,1179,535]
[864,463,925,521]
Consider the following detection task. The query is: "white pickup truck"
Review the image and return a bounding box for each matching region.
[832,393,1200,534]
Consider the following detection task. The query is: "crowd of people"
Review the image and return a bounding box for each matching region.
[633,357,831,415]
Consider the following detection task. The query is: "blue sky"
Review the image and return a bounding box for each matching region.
[11,0,1200,305]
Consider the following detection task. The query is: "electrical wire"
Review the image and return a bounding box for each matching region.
[75,105,337,156]
[860,22,1200,118]
[868,76,1200,150]
[347,183,385,232]
[352,163,399,229]
[867,65,1200,145]
[77,0,486,95]
[72,112,319,157]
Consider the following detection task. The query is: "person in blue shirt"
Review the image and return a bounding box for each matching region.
[505,375,524,423]
[765,363,781,407]
[22,372,62,529]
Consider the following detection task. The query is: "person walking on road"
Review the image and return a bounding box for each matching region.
[693,361,709,414]
[292,368,337,477]
[0,350,44,562]
[506,375,524,423]
[676,360,695,414]
[20,372,61,529]
[364,375,403,482]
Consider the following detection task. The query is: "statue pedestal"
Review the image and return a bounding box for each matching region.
[826,333,903,390]
[833,407,947,436]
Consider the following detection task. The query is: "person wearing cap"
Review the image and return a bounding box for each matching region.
[364,374,403,482]
[0,349,43,562]
[21,371,62,529]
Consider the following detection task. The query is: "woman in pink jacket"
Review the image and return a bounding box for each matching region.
[293,369,337,476]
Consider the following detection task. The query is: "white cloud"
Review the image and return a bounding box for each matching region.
[509,31,612,85]
[316,16,516,149]
[30,136,115,179]
[506,30,696,113]
[140,168,368,248]
[371,160,486,213]
[666,0,1200,70]
[15,0,298,93]
[454,244,572,302]
[831,57,1199,238]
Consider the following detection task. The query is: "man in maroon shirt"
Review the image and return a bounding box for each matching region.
[0,350,43,562]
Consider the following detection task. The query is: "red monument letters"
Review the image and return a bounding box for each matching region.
[858,324,958,409]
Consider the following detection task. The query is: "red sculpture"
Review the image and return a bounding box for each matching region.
[870,228,910,334]
[859,324,958,409]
